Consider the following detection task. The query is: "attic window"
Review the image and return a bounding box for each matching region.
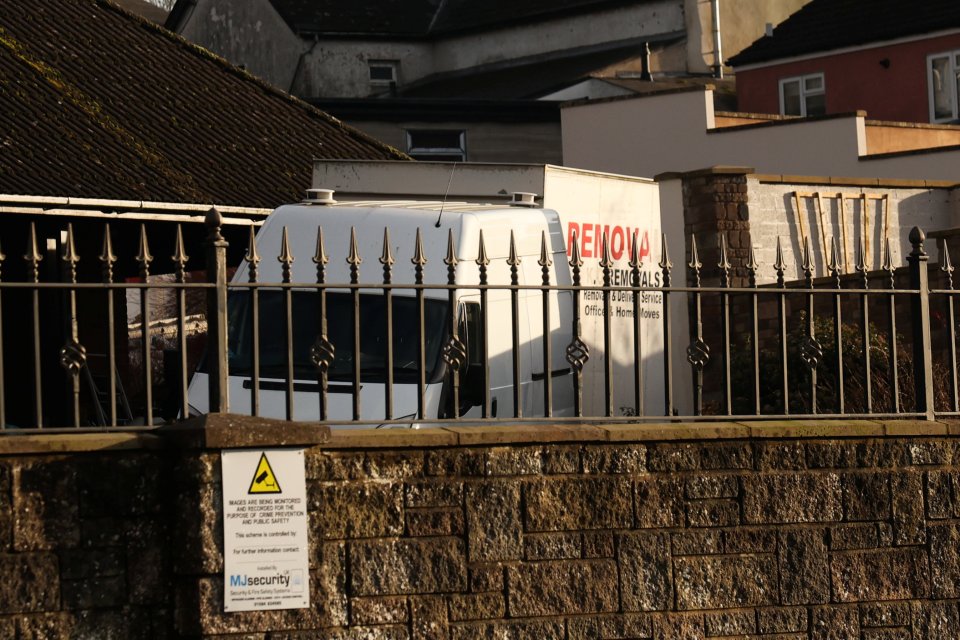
[928,51,960,123]
[779,73,825,117]
[369,61,398,85]
[406,130,466,161]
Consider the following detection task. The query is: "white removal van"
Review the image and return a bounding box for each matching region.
[188,163,680,424]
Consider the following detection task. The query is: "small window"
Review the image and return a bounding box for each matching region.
[928,51,960,123]
[779,73,826,117]
[406,130,466,161]
[368,60,398,84]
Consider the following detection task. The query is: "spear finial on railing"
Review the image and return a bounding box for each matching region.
[828,237,842,287]
[508,230,521,286]
[774,236,787,288]
[62,223,79,275]
[98,226,116,287]
[23,223,42,285]
[172,224,189,283]
[629,231,642,286]
[346,226,361,285]
[136,224,153,278]
[718,233,731,287]
[246,223,261,283]
[444,228,458,286]
[569,229,583,270]
[278,226,295,282]
[380,227,395,285]
[659,232,672,287]
[538,230,552,268]
[941,238,955,289]
[688,235,702,288]
[477,229,489,286]
[854,238,868,288]
[412,228,427,269]
[312,227,328,286]
[801,236,814,286]
[539,230,552,286]
[882,237,896,288]
[599,230,613,270]
[747,244,759,288]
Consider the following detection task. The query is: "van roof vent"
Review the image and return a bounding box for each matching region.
[303,188,337,205]
[509,192,538,208]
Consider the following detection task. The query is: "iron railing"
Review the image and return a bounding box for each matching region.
[0,208,956,431]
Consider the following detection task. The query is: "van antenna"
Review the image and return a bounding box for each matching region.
[435,162,458,227]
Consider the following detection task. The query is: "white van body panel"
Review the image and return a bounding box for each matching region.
[312,162,671,416]
[187,201,574,424]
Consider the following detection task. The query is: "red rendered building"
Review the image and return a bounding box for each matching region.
[729,0,960,124]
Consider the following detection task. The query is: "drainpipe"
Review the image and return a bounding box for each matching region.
[711,0,723,79]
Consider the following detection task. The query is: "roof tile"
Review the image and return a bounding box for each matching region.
[2,0,407,208]
[729,0,960,67]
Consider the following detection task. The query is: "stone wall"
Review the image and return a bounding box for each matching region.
[4,419,960,638]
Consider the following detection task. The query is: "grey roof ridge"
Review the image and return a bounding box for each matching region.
[97,0,410,162]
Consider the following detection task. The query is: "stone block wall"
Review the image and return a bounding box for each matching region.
[0,435,170,638]
[5,420,960,638]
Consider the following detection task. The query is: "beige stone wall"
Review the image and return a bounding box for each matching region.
[4,420,960,637]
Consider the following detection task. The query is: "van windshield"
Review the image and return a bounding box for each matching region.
[222,290,449,383]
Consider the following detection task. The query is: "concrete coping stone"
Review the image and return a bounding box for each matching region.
[157,413,331,449]
[0,431,163,455]
[0,418,956,453]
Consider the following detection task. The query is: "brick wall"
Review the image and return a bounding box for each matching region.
[4,419,960,638]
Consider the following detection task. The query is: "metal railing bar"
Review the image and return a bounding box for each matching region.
[630,231,644,417]
[382,228,395,421]
[856,240,872,414]
[508,231,522,419]
[601,232,613,418]
[884,239,900,413]
[248,225,262,417]
[747,245,761,415]
[349,227,362,422]
[659,233,673,417]
[280,226,296,421]
[223,281,925,295]
[443,230,460,420]
[62,225,82,428]
[940,239,958,412]
[173,225,190,422]
[312,227,330,422]
[413,229,427,420]
[829,238,845,414]
[539,231,553,418]
[775,237,789,415]
[136,225,154,427]
[477,231,491,419]
[719,234,732,416]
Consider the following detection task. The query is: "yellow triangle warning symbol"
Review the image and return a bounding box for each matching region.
[248,453,282,494]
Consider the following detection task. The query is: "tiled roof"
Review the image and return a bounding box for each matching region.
[1,0,407,208]
[111,0,168,23]
[729,0,960,67]
[265,0,638,37]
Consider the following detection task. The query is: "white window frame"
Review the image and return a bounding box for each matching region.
[778,72,825,117]
[927,50,960,123]
[368,60,398,85]
[406,130,467,161]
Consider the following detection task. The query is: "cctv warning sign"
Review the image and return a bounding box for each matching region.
[222,448,309,612]
[248,453,282,494]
